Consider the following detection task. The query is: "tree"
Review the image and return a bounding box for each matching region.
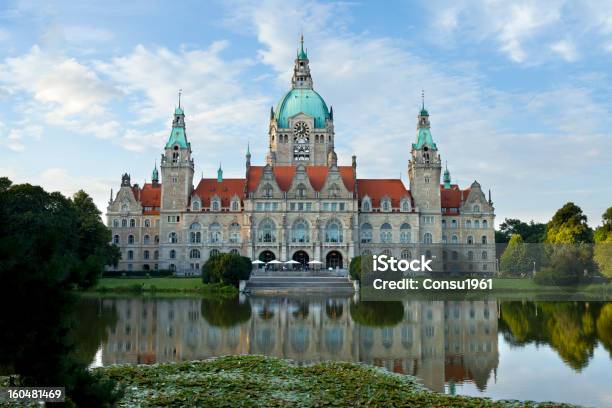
[593,207,612,277]
[545,202,593,244]
[498,218,546,243]
[202,253,251,287]
[349,256,362,281]
[500,234,531,276]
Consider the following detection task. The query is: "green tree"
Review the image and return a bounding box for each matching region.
[498,218,546,243]
[593,207,612,277]
[545,202,593,244]
[200,297,252,327]
[202,253,251,287]
[349,255,362,281]
[500,234,531,276]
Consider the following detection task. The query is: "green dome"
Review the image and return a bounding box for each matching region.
[275,88,330,128]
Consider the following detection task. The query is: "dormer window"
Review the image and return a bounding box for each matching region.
[381,198,391,212]
[211,198,220,211]
[231,199,239,211]
[401,198,411,212]
[361,197,371,212]
[192,199,201,211]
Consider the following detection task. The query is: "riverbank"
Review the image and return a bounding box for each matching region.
[89,277,237,296]
[98,355,575,407]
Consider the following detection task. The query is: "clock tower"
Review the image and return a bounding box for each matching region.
[267,36,336,166]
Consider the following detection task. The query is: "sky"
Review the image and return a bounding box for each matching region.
[0,0,610,227]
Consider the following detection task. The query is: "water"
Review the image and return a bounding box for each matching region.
[79,296,612,407]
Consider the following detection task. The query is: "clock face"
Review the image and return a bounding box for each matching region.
[294,122,309,142]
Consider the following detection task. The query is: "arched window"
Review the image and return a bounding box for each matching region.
[121,219,127,228]
[481,235,488,244]
[473,204,481,213]
[229,222,241,243]
[482,251,488,260]
[401,249,411,260]
[467,251,473,260]
[451,235,458,244]
[381,198,391,212]
[190,249,201,259]
[263,184,273,198]
[296,184,307,198]
[127,250,134,260]
[231,199,239,211]
[442,219,447,228]
[210,222,222,243]
[423,232,433,244]
[113,235,120,244]
[154,250,159,260]
[210,249,220,257]
[113,219,119,228]
[169,249,176,259]
[360,223,372,243]
[361,197,371,212]
[325,220,343,243]
[380,223,392,243]
[154,235,159,244]
[400,223,411,243]
[467,236,474,244]
[128,234,135,244]
[466,220,472,228]
[169,263,176,271]
[144,250,150,260]
[169,232,178,244]
[401,199,411,212]
[258,219,276,243]
[291,220,309,243]
[211,198,220,211]
[143,234,150,244]
[130,219,136,227]
[474,220,480,229]
[144,219,151,228]
[192,200,200,211]
[482,220,488,229]
[189,222,202,243]
[451,219,457,228]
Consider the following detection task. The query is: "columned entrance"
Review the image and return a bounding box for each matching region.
[326,251,343,269]
[259,250,276,263]
[292,250,309,267]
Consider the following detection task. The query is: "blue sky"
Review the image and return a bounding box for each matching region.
[0,0,610,226]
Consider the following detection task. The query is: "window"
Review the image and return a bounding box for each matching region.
[296,184,307,198]
[451,219,457,228]
[169,249,176,259]
[210,222,222,243]
[154,250,159,260]
[451,235,458,244]
[190,249,201,259]
[380,223,392,243]
[169,232,178,243]
[474,220,480,229]
[258,219,276,243]
[482,220,488,229]
[467,236,474,244]
[473,205,481,213]
[452,251,458,260]
[143,234,150,244]
[231,200,239,211]
[401,249,412,260]
[144,250,150,260]
[192,200,200,211]
[381,198,391,212]
[325,220,343,243]
[210,249,220,257]
[144,219,151,228]
[113,219,119,228]
[442,219,446,228]
[400,223,411,243]
[230,249,239,255]
[130,219,136,227]
[467,251,473,260]
[328,184,340,198]
[121,204,128,212]
[481,235,488,244]
[423,216,435,224]
[442,235,447,244]
[466,220,472,228]
[381,249,392,257]
[113,235,120,244]
[360,223,373,243]
[121,219,127,228]
[128,234,135,244]
[154,235,159,244]
[401,199,411,212]
[361,197,371,212]
[483,263,488,271]
[482,251,488,260]
[229,222,241,244]
[263,184,273,198]
[190,223,201,243]
[167,215,180,223]
[423,232,433,244]
[211,198,220,211]
[127,250,134,260]
[291,219,309,243]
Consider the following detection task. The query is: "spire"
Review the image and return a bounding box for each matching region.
[246,142,251,168]
[217,163,223,183]
[178,89,182,109]
[152,160,159,185]
[298,34,307,60]
[420,89,429,117]
[488,189,493,205]
[443,161,451,189]
[109,188,113,204]
[166,99,188,149]
[413,92,436,150]
[292,35,313,89]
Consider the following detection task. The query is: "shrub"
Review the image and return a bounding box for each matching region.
[202,253,251,287]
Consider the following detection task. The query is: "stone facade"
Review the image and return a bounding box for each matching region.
[106,39,495,275]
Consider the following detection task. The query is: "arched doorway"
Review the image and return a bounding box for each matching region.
[326,251,343,269]
[292,250,309,268]
[259,250,275,263]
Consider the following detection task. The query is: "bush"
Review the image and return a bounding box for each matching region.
[349,256,361,281]
[103,269,172,278]
[534,267,579,286]
[202,253,251,287]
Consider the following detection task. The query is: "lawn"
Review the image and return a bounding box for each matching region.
[90,277,237,295]
[99,355,576,407]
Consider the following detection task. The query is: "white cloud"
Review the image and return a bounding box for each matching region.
[550,40,578,61]
[39,168,114,213]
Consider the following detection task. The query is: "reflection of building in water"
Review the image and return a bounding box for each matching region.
[101,298,498,392]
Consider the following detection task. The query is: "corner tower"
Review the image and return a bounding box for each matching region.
[267,36,336,166]
[160,97,194,212]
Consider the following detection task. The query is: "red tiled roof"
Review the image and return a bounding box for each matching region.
[440,185,470,213]
[194,178,244,207]
[246,165,355,193]
[357,179,410,207]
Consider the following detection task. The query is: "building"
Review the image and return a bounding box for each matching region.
[106,37,495,275]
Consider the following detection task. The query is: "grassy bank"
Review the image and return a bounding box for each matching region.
[99,355,574,407]
[89,277,237,296]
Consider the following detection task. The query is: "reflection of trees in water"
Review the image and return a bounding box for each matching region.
[349,301,404,327]
[200,297,251,327]
[325,299,344,320]
[499,301,607,370]
[71,298,119,366]
[597,304,612,358]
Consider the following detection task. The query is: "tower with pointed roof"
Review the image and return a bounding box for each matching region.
[267,35,336,166]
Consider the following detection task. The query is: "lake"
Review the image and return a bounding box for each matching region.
[79,296,612,407]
